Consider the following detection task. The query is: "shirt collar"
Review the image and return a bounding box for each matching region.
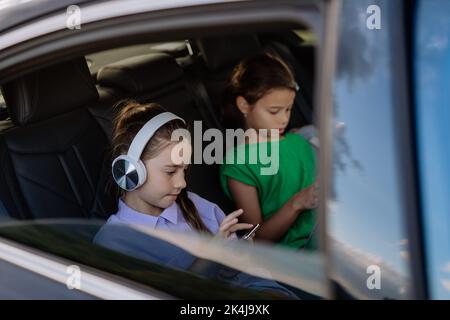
[116,198,179,227]
[159,202,179,224]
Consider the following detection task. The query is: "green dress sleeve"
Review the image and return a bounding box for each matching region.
[220,161,258,200]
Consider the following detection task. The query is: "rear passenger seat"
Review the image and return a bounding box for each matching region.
[0,35,314,221]
[0,58,117,220]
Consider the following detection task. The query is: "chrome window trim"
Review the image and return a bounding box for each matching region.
[316,0,341,300]
[0,0,244,50]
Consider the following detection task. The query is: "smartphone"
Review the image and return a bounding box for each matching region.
[242,223,260,240]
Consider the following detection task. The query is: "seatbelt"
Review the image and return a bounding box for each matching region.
[183,74,223,131]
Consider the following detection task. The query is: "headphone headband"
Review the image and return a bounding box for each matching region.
[112,111,185,191]
[127,112,185,161]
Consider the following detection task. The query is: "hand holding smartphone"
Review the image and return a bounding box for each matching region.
[242,223,260,240]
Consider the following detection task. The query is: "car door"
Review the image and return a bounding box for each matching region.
[0,0,330,300]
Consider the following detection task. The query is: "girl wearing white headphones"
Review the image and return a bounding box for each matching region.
[102,101,253,238]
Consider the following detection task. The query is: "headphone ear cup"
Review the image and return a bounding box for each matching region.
[112,155,141,191]
[135,159,148,187]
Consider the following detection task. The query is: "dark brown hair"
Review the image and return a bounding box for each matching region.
[110,100,212,234]
[223,51,297,129]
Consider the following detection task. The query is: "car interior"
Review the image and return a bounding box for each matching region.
[0,29,316,224]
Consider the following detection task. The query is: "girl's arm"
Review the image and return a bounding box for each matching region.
[227,178,318,242]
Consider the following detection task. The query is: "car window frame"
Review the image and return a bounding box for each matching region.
[0,0,331,299]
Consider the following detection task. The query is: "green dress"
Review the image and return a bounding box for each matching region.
[220,133,317,249]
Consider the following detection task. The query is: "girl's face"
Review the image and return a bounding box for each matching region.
[134,140,192,211]
[236,88,295,137]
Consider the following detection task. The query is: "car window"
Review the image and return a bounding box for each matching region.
[294,30,317,45]
[329,0,414,299]
[414,0,450,300]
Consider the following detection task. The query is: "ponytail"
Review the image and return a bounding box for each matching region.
[176,188,212,234]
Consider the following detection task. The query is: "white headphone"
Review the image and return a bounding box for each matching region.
[112,112,185,191]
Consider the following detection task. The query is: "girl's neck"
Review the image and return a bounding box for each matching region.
[123,192,163,216]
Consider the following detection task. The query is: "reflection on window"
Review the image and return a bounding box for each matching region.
[0,221,326,299]
[330,0,412,299]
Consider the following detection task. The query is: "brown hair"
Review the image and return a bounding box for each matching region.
[110,100,212,234]
[223,51,297,129]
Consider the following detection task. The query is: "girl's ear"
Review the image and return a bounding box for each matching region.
[235,96,250,116]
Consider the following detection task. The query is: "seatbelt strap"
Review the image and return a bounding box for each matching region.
[183,75,223,131]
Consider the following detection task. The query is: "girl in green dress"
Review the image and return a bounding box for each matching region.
[220,52,319,250]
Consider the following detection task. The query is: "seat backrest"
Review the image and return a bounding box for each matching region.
[196,34,314,130]
[264,40,314,127]
[97,53,208,127]
[194,34,262,125]
[0,58,117,220]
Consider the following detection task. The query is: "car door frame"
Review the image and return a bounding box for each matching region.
[0,0,334,299]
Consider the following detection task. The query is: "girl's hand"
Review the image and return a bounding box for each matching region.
[291,181,319,211]
[216,209,254,239]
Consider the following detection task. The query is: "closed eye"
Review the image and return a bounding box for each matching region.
[268,108,281,114]
[165,165,188,176]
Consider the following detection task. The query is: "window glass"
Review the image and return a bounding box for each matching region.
[414,0,450,300]
[329,0,412,299]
